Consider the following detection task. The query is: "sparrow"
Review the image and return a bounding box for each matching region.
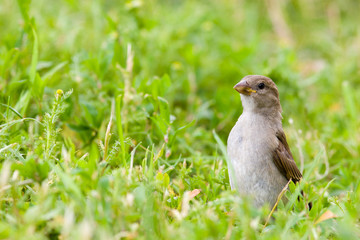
[227,75,302,208]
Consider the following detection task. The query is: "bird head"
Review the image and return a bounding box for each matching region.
[234,75,282,115]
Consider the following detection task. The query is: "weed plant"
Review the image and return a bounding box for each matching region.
[0,0,359,239]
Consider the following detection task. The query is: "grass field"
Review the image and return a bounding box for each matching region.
[1,0,360,239]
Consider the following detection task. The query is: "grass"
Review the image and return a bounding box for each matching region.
[0,0,360,239]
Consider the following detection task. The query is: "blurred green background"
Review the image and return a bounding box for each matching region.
[0,0,359,239]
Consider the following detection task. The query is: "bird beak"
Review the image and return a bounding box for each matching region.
[234,82,257,95]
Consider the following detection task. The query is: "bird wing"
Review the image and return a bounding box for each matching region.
[272,130,302,183]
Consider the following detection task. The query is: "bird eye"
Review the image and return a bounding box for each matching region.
[258,83,265,89]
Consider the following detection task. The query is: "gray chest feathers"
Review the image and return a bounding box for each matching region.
[227,112,288,208]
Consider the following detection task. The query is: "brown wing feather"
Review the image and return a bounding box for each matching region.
[272,130,302,183]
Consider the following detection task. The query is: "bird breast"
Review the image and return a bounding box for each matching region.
[227,111,288,207]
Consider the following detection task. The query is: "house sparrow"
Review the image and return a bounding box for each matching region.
[227,75,302,208]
